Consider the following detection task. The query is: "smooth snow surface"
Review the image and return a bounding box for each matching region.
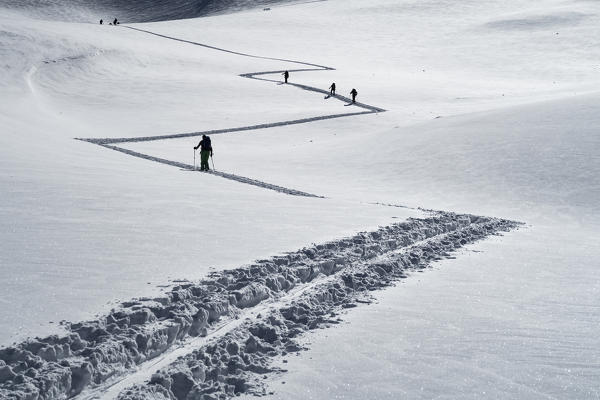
[1,0,599,398]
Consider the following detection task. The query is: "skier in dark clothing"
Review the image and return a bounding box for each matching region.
[282,70,289,83]
[350,88,357,103]
[100,19,103,25]
[329,82,336,96]
[113,18,118,25]
[194,135,213,171]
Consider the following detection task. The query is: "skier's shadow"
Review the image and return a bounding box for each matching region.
[344,103,354,106]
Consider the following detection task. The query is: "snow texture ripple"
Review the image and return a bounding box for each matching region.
[0,212,519,400]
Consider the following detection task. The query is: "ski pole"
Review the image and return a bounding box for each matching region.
[211,155,215,171]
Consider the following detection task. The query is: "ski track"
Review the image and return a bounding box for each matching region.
[77,26,384,197]
[98,144,323,198]
[0,21,526,400]
[0,212,520,400]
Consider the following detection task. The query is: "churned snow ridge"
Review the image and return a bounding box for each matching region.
[0,212,519,399]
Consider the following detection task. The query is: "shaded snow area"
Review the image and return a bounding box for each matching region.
[0,0,300,23]
[1,0,600,398]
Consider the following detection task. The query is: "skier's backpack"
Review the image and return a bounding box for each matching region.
[203,136,212,150]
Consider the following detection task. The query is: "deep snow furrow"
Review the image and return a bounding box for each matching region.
[0,213,519,400]
[97,144,322,198]
[114,216,519,400]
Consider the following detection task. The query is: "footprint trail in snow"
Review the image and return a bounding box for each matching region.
[0,213,520,400]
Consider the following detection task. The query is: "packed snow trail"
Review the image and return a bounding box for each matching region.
[122,26,384,115]
[79,111,376,145]
[78,26,384,196]
[0,213,519,400]
[97,144,323,198]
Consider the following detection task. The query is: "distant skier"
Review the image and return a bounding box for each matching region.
[282,70,289,84]
[113,18,119,25]
[99,19,103,25]
[350,88,358,103]
[194,135,213,171]
[329,82,336,96]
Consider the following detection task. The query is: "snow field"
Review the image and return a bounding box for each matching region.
[0,4,406,346]
[1,0,599,398]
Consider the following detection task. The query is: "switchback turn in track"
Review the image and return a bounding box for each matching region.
[78,26,385,198]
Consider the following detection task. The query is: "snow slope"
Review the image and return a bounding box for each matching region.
[0,4,411,346]
[1,0,299,23]
[1,0,599,398]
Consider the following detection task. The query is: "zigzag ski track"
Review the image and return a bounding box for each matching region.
[78,26,384,197]
[0,19,526,400]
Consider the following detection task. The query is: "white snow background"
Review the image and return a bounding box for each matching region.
[1,0,599,398]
